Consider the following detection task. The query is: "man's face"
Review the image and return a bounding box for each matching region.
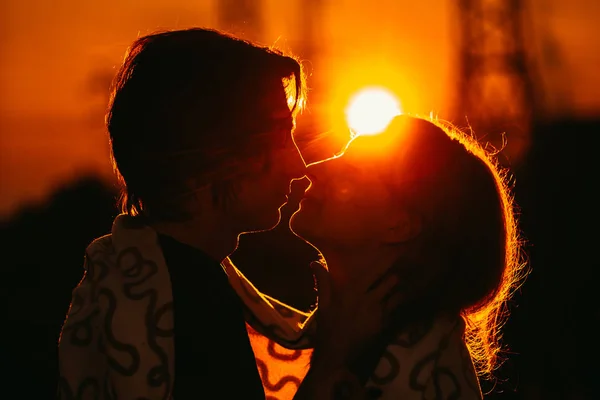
[290,134,399,249]
[226,88,306,233]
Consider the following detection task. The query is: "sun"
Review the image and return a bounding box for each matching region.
[345,87,402,136]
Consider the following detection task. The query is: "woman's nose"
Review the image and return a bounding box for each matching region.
[305,158,331,183]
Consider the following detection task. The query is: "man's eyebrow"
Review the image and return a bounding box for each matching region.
[271,116,294,131]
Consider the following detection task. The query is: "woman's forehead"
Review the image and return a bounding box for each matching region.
[343,135,394,161]
[331,136,400,180]
[334,148,391,177]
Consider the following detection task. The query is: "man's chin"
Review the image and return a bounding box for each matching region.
[240,210,282,235]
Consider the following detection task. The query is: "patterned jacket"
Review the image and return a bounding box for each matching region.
[58,214,483,399]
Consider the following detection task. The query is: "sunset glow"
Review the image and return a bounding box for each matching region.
[0,0,597,217]
[345,87,402,136]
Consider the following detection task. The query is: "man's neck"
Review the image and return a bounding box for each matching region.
[150,215,240,262]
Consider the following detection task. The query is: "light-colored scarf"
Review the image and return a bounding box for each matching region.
[58,214,482,399]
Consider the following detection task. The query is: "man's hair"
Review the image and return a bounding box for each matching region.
[106,28,305,220]
[385,115,527,379]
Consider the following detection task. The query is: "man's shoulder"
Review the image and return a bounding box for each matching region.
[83,227,172,299]
[86,233,114,253]
[84,233,117,269]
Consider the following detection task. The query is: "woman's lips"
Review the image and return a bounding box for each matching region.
[301,192,322,203]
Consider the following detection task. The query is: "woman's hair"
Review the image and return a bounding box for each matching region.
[386,115,527,379]
[106,27,306,220]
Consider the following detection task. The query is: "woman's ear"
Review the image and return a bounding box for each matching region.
[383,209,423,244]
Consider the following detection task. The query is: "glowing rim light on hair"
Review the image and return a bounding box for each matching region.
[345,87,402,137]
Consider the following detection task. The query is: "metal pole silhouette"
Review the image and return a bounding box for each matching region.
[455,0,538,165]
[217,0,263,42]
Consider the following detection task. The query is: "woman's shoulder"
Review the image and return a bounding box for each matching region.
[367,315,483,399]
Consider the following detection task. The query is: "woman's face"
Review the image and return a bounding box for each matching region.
[290,134,407,249]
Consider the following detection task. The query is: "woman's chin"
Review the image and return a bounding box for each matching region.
[289,210,313,240]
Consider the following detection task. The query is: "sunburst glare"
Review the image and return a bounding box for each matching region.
[345,87,402,137]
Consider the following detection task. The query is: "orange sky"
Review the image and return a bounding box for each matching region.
[1,0,599,218]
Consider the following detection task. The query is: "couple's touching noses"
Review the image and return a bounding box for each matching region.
[57,27,526,400]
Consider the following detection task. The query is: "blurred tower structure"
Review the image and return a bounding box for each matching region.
[217,0,263,42]
[295,0,328,113]
[297,1,325,82]
[455,0,539,165]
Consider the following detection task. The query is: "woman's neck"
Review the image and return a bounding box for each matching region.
[319,247,398,293]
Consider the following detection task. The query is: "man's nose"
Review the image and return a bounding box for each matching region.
[287,148,308,179]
